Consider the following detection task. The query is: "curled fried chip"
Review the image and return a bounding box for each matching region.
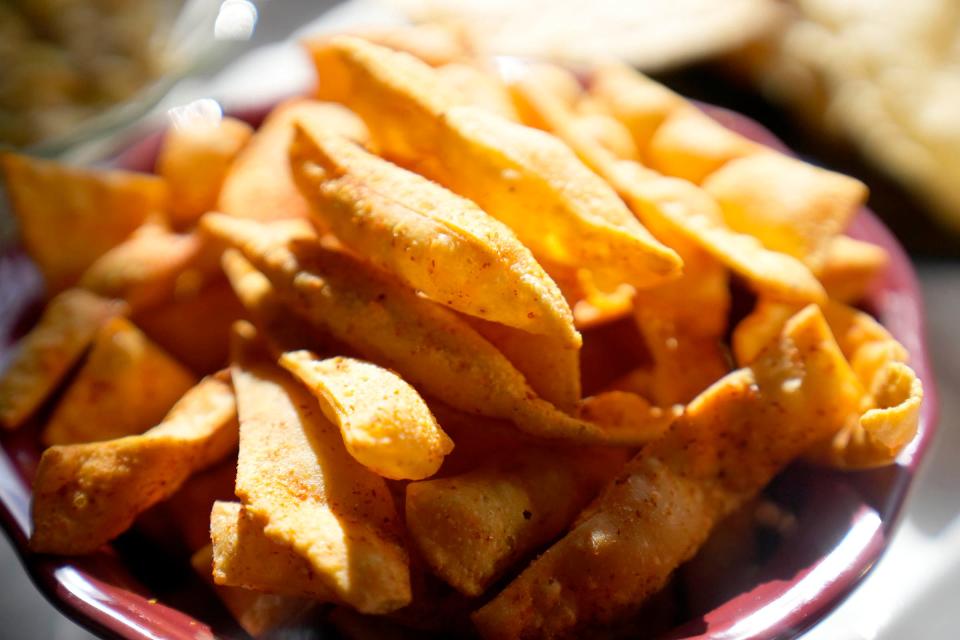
[156,116,254,228]
[205,214,651,445]
[289,129,578,346]
[231,329,411,613]
[310,37,681,290]
[42,316,196,445]
[733,300,921,468]
[0,290,127,429]
[406,445,629,596]
[217,99,369,221]
[191,544,317,638]
[79,225,219,313]
[436,62,519,120]
[816,235,889,303]
[474,306,863,638]
[164,458,237,553]
[30,374,238,554]
[703,152,866,266]
[0,152,166,292]
[210,500,338,600]
[279,351,453,480]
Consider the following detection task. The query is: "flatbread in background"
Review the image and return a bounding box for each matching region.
[383,0,784,70]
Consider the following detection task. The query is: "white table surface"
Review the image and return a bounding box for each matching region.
[1,2,957,638]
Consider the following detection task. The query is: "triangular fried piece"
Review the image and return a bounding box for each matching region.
[0,152,167,291]
[42,317,196,445]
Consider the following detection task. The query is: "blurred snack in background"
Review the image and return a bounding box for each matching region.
[0,0,183,148]
[730,0,960,234]
[386,0,960,236]
[383,0,784,70]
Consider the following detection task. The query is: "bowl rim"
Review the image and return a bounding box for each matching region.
[0,100,941,640]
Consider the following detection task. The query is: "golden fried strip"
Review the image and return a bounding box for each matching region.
[42,317,197,445]
[217,99,369,221]
[205,214,653,445]
[309,36,681,290]
[0,152,166,292]
[0,290,127,429]
[474,306,864,638]
[191,544,317,638]
[510,69,825,304]
[79,224,218,313]
[436,62,519,121]
[156,116,253,229]
[702,152,866,267]
[406,446,629,597]
[279,351,453,480]
[210,501,338,600]
[290,129,578,346]
[231,329,410,613]
[815,235,889,303]
[30,374,238,554]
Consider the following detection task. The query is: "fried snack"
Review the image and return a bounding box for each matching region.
[210,500,338,600]
[733,300,921,468]
[191,545,317,638]
[462,317,580,413]
[577,390,680,440]
[231,329,411,613]
[205,214,656,445]
[289,129,579,347]
[30,374,238,555]
[156,116,253,229]
[309,36,682,290]
[220,248,333,356]
[429,402,535,477]
[164,459,238,553]
[540,260,637,329]
[647,105,761,182]
[0,152,166,291]
[217,99,369,221]
[406,446,629,597]
[509,67,825,305]
[42,317,197,445]
[474,306,864,638]
[0,290,127,429]
[78,225,219,313]
[815,235,889,303]
[133,281,247,375]
[702,152,866,266]
[339,23,472,67]
[279,351,453,480]
[436,62,519,121]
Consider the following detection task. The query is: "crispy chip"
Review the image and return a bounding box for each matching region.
[133,281,247,375]
[207,215,655,444]
[210,500,339,600]
[474,306,863,638]
[577,390,680,439]
[703,152,866,266]
[164,459,237,553]
[436,62,519,120]
[30,374,238,554]
[79,225,220,313]
[647,105,761,183]
[42,316,197,445]
[156,116,253,229]
[330,23,472,67]
[191,544,317,638]
[815,235,889,303]
[290,130,578,346]
[406,445,629,596]
[217,99,369,221]
[0,289,127,429]
[0,152,167,291]
[310,37,681,290]
[279,351,453,480]
[231,329,411,613]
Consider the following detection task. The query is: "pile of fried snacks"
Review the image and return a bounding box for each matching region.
[0,23,923,640]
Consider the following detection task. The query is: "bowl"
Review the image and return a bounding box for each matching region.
[0,103,940,640]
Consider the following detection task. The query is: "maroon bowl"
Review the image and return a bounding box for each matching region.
[0,104,939,640]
